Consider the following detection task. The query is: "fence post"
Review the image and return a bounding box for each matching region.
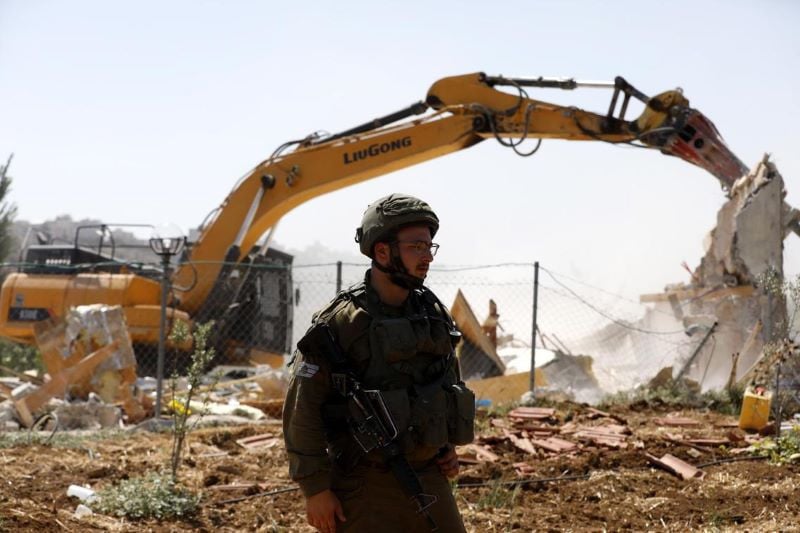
[530,261,539,395]
[336,261,343,295]
[776,362,783,440]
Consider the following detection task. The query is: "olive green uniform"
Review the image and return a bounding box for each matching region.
[283,271,474,532]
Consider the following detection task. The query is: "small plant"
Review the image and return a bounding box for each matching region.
[753,268,800,420]
[167,321,217,482]
[0,339,41,375]
[599,379,744,415]
[475,480,521,511]
[90,322,210,521]
[0,428,131,449]
[700,385,745,415]
[751,426,800,464]
[94,472,199,520]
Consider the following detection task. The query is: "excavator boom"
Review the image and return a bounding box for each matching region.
[0,72,751,362]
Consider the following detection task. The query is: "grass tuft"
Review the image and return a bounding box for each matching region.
[599,379,744,415]
[0,429,132,449]
[752,426,800,464]
[475,480,521,511]
[95,472,200,520]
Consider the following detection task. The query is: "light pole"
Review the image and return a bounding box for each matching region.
[149,231,185,419]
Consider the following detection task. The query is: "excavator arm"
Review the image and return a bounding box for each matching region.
[0,72,751,357]
[182,72,748,318]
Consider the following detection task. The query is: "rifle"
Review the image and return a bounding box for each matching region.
[299,323,440,531]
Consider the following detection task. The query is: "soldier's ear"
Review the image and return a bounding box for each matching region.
[374,242,391,265]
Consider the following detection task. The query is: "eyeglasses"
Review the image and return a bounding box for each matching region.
[393,240,440,257]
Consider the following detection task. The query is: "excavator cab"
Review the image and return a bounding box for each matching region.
[2,222,294,374]
[18,223,159,276]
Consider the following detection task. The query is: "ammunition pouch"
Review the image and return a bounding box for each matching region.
[377,381,476,451]
[445,384,476,445]
[409,386,449,448]
[378,388,412,439]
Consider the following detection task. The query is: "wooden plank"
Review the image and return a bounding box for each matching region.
[457,444,499,463]
[451,290,505,373]
[736,321,768,386]
[585,407,628,425]
[236,433,279,450]
[653,416,700,427]
[640,285,755,303]
[33,319,70,377]
[0,366,43,385]
[239,399,284,418]
[14,341,120,426]
[12,398,34,427]
[663,434,714,454]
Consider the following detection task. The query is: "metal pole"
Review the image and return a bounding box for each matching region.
[530,262,539,394]
[776,362,782,440]
[675,321,718,382]
[155,254,170,419]
[336,261,343,294]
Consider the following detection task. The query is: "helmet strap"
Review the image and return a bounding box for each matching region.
[371,244,424,290]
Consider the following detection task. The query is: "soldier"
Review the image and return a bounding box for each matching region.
[283,193,475,532]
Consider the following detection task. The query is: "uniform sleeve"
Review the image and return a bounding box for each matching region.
[282,348,333,497]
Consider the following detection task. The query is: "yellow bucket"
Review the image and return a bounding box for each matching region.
[738,386,772,431]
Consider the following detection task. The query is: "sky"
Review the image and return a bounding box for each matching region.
[2,0,799,301]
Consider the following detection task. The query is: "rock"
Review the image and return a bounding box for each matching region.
[74,504,93,518]
[10,382,37,400]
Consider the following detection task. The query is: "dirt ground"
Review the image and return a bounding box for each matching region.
[1,402,799,533]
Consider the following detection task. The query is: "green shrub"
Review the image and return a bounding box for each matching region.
[600,379,744,415]
[0,339,41,375]
[95,472,200,520]
[752,427,800,464]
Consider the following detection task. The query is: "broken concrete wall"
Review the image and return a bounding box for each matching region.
[697,156,788,341]
[653,157,792,389]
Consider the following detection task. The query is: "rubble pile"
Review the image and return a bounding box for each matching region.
[0,305,290,432]
[456,402,790,483]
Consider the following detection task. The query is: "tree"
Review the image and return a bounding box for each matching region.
[0,155,18,262]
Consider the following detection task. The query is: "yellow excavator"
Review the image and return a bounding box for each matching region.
[0,72,749,371]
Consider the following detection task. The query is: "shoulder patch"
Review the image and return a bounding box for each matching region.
[295,361,320,378]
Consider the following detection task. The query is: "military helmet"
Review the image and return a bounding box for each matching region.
[355,193,439,257]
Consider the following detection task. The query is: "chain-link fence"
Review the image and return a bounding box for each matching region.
[536,265,703,398]
[0,258,739,402]
[293,262,537,382]
[293,262,707,400]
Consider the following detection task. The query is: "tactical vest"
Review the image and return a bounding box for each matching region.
[300,272,475,462]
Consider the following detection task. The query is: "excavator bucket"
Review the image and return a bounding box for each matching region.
[652,108,749,191]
